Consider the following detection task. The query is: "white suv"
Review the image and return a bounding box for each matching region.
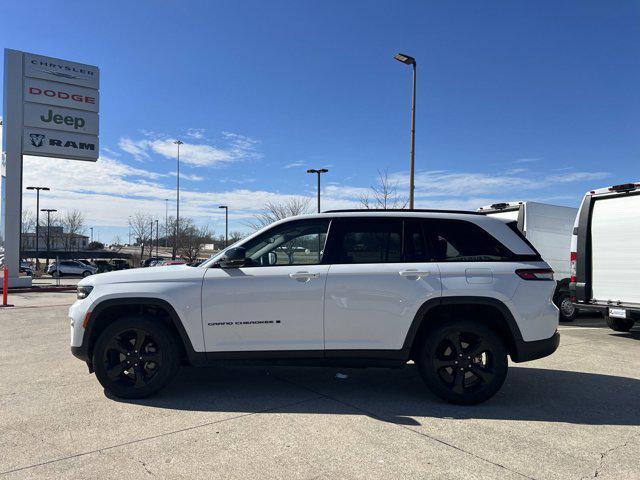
[69,210,559,404]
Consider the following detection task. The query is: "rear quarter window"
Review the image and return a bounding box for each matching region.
[423,219,515,262]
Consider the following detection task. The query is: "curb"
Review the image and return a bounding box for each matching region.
[8,286,77,293]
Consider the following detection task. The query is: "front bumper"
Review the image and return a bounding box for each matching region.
[511,331,560,363]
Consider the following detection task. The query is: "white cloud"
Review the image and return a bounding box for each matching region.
[513,157,541,164]
[186,128,205,139]
[168,171,204,182]
[545,171,609,183]
[284,161,305,169]
[118,132,261,167]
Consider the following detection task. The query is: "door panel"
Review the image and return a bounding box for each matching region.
[324,263,441,350]
[202,265,329,351]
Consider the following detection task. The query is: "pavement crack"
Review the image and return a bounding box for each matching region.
[271,372,536,480]
[586,439,635,479]
[0,395,321,477]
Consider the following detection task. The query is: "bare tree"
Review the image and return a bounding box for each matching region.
[61,209,86,251]
[21,210,36,250]
[245,197,312,231]
[111,235,124,253]
[179,218,213,263]
[359,169,408,210]
[128,212,153,260]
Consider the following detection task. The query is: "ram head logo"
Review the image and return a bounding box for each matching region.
[29,134,46,148]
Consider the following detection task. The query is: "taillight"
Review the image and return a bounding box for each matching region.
[570,251,577,282]
[515,269,554,280]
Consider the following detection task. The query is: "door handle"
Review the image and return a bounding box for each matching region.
[399,270,429,278]
[289,272,320,281]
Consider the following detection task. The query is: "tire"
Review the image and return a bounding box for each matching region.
[82,270,92,277]
[416,320,508,405]
[93,317,180,399]
[52,270,62,278]
[557,295,576,322]
[606,316,635,332]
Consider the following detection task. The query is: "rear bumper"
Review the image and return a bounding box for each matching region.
[511,331,560,363]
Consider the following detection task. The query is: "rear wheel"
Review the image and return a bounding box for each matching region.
[558,295,576,322]
[82,270,92,277]
[606,316,635,332]
[416,321,508,405]
[93,317,180,399]
[52,270,62,278]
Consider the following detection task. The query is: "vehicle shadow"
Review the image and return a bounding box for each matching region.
[110,364,640,427]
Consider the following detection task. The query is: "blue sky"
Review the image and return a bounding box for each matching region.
[2,0,639,242]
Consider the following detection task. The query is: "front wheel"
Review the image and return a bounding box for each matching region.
[82,270,92,277]
[52,270,62,278]
[93,317,180,399]
[416,321,508,405]
[606,316,635,332]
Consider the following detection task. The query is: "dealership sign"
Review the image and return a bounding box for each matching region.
[2,49,101,287]
[4,50,100,162]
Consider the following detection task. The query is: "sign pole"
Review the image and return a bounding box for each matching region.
[2,49,28,288]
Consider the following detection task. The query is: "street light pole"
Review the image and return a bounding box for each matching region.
[41,209,57,267]
[218,206,228,248]
[155,219,159,258]
[173,140,183,259]
[90,227,94,243]
[394,53,417,209]
[306,169,329,213]
[26,186,50,271]
[164,198,169,247]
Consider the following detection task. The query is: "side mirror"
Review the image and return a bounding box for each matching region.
[218,247,246,268]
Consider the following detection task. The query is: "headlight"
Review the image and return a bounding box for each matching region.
[77,285,94,299]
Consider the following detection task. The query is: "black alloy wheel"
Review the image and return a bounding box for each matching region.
[93,318,179,399]
[417,321,508,405]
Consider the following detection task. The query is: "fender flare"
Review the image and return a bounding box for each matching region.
[401,296,524,354]
[81,297,206,367]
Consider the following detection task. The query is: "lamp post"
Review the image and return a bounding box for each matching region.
[90,227,94,243]
[306,169,328,213]
[155,219,159,258]
[173,140,183,259]
[26,186,50,271]
[164,198,169,247]
[394,53,417,209]
[218,206,228,248]
[41,208,57,267]
[128,216,132,245]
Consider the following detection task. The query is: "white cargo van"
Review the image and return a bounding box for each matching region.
[478,201,578,321]
[570,183,640,332]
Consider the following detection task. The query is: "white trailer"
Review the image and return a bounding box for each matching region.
[478,201,578,321]
[570,182,640,332]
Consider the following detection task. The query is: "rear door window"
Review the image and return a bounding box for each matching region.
[329,218,402,264]
[423,219,514,262]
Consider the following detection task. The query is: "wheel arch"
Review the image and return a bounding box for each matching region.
[83,297,205,371]
[404,296,524,361]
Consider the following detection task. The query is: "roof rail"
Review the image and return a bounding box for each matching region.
[323,208,483,215]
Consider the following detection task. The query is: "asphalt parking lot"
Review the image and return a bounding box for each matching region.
[1,291,639,480]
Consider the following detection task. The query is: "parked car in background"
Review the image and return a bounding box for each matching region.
[48,260,97,278]
[70,210,559,404]
[141,257,163,268]
[163,260,186,266]
[20,261,34,276]
[109,259,130,270]
[92,260,113,273]
[478,201,578,321]
[571,182,640,332]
